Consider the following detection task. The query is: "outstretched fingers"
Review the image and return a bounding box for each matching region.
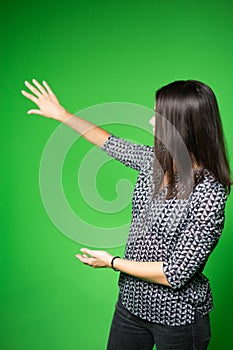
[24,80,41,98]
[21,89,38,104]
[32,78,48,95]
[80,248,92,256]
[42,80,55,96]
[75,253,95,266]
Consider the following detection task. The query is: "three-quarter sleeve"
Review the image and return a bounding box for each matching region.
[162,180,227,290]
[100,134,154,171]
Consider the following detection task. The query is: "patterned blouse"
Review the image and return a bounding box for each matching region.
[101,134,227,326]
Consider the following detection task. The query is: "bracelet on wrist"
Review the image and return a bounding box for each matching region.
[111,256,121,271]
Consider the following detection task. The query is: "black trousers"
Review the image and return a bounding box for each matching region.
[106,297,211,350]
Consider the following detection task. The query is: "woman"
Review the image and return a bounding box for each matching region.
[21,79,232,350]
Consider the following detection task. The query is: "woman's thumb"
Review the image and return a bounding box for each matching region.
[27,109,44,115]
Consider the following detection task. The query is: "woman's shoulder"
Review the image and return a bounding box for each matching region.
[190,168,227,207]
[194,169,226,192]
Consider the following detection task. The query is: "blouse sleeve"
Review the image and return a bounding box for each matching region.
[100,134,154,171]
[162,180,227,290]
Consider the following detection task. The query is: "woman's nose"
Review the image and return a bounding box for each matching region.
[149,115,155,126]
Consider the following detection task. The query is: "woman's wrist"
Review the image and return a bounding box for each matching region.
[111,256,121,271]
[57,108,73,123]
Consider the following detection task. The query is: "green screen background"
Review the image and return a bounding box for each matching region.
[1,0,233,349]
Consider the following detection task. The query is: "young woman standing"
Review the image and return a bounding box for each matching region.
[21,79,232,350]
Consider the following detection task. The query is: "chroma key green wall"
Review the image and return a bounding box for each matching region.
[1,0,233,349]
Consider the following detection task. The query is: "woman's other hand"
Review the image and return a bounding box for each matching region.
[21,79,69,122]
[75,248,114,269]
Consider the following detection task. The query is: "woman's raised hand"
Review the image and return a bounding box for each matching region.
[21,79,68,122]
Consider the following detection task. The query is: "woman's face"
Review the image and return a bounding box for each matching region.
[149,105,156,135]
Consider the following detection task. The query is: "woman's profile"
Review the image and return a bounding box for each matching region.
[21,79,232,350]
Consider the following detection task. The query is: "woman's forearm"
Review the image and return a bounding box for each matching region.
[75,248,171,287]
[113,258,171,287]
[62,110,111,148]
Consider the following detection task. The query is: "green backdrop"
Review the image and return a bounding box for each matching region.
[1,0,233,349]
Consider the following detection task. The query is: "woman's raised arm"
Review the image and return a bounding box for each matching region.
[21,79,111,147]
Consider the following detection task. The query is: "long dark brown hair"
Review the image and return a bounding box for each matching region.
[153,79,232,199]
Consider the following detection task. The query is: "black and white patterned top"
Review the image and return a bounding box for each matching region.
[101,134,227,326]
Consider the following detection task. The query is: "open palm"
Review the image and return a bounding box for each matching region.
[21,78,67,122]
